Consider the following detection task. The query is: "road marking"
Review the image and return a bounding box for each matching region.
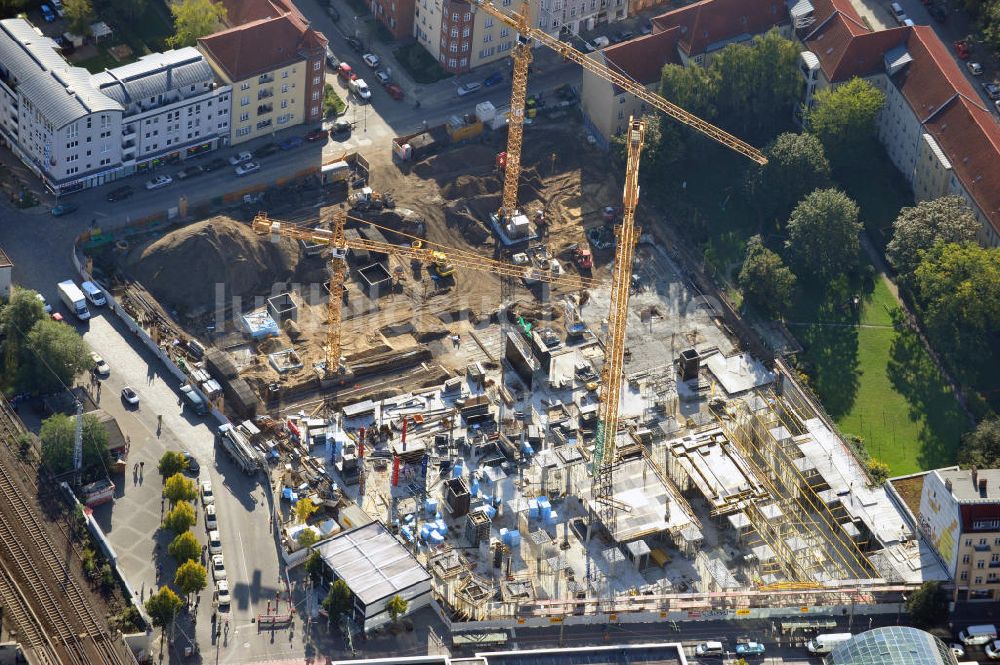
[236,529,253,616]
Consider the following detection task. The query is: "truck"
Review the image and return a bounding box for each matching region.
[57,280,91,320]
[217,423,261,474]
[180,384,208,415]
[392,115,483,162]
[806,633,853,654]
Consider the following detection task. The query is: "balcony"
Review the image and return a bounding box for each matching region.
[258,88,274,100]
[122,138,135,150]
[258,73,275,84]
[122,124,136,138]
[257,104,273,116]
[975,543,992,552]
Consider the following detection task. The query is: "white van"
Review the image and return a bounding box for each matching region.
[959,624,998,646]
[80,281,106,306]
[807,633,853,654]
[694,641,724,656]
[890,2,908,24]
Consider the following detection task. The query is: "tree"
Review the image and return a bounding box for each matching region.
[295,498,318,524]
[1,287,45,356]
[784,188,862,279]
[959,417,1000,469]
[0,0,28,17]
[144,586,183,632]
[163,501,196,534]
[108,0,147,21]
[304,550,324,583]
[18,319,91,393]
[39,413,110,478]
[166,0,226,48]
[322,579,352,622]
[63,0,94,35]
[905,581,949,628]
[163,473,197,506]
[738,235,796,316]
[174,560,207,600]
[912,242,1000,386]
[158,450,189,478]
[886,196,981,277]
[747,132,831,223]
[386,594,408,624]
[806,77,885,165]
[866,459,891,486]
[167,531,201,564]
[298,528,319,549]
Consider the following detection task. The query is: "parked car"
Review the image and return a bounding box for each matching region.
[986,639,1000,660]
[91,352,110,376]
[735,642,766,656]
[201,480,215,506]
[954,40,970,60]
[216,579,231,606]
[228,151,253,166]
[305,127,327,142]
[203,157,227,172]
[325,46,338,67]
[456,81,482,97]
[279,135,304,150]
[889,1,908,24]
[385,82,404,100]
[948,643,966,659]
[40,5,55,22]
[967,61,983,75]
[175,164,203,179]
[639,20,652,34]
[331,119,352,136]
[591,36,610,49]
[615,30,634,42]
[145,174,173,190]
[483,71,504,87]
[51,203,78,217]
[338,62,355,81]
[211,554,227,580]
[106,185,133,202]
[208,529,222,554]
[36,293,52,314]
[180,450,199,474]
[205,503,218,530]
[375,69,391,84]
[345,35,364,52]
[362,53,380,68]
[121,386,140,406]
[255,142,278,157]
[928,4,946,21]
[235,160,260,176]
[351,78,372,100]
[983,81,1000,100]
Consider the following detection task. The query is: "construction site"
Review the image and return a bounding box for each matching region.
[82,0,950,633]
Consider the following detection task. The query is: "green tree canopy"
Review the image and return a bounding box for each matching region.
[886,196,981,277]
[298,529,319,549]
[738,235,797,317]
[304,550,324,583]
[784,188,862,279]
[39,413,110,479]
[322,579,352,621]
[158,450,189,478]
[18,319,91,393]
[386,594,408,623]
[912,242,1000,386]
[163,473,198,506]
[905,581,949,629]
[806,77,885,165]
[167,530,201,564]
[166,0,226,48]
[63,0,94,35]
[747,132,831,223]
[959,417,1000,469]
[163,501,196,534]
[174,560,207,599]
[144,586,184,630]
[1,286,45,349]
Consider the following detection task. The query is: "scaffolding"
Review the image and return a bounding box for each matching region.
[715,394,880,587]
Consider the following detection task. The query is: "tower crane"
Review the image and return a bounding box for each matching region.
[469,0,767,537]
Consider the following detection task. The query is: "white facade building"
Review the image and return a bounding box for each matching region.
[92,48,231,176]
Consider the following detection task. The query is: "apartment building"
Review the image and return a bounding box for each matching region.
[918,467,1000,601]
[92,48,231,175]
[374,0,416,40]
[0,18,124,195]
[550,0,627,36]
[198,0,327,144]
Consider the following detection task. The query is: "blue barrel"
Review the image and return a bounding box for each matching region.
[507,530,521,547]
[452,463,464,479]
[540,504,552,520]
[436,520,449,536]
[484,505,497,519]
[401,526,414,542]
[545,510,558,527]
[471,479,480,497]
[425,498,438,515]
[528,499,539,519]
[430,530,445,544]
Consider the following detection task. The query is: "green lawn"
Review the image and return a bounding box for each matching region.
[791,274,966,474]
[77,50,121,74]
[393,43,452,84]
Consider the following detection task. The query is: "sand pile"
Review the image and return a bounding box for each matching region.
[126,216,298,313]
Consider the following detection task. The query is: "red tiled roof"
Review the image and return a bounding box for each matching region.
[925,96,1000,235]
[805,16,903,81]
[603,26,683,88]
[217,0,298,26]
[651,0,787,57]
[198,12,326,81]
[897,26,980,120]
[807,0,865,28]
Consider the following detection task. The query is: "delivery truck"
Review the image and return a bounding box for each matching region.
[57,280,91,321]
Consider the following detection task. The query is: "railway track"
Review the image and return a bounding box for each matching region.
[0,400,134,665]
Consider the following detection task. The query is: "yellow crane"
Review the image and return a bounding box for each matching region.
[251,213,596,376]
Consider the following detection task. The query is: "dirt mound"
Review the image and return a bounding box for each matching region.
[443,196,497,247]
[413,143,496,179]
[126,216,298,313]
[442,174,501,199]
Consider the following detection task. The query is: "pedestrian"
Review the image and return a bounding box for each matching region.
[140,461,144,472]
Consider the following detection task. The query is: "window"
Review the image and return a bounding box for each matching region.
[281,99,288,108]
[237,126,251,136]
[448,58,457,67]
[485,17,493,27]
[311,105,319,116]
[463,11,471,19]
[282,84,289,93]
[450,42,458,52]
[462,41,469,51]
[451,27,459,37]
[460,57,467,66]
[241,96,250,106]
[241,82,251,90]
[964,555,972,564]
[960,571,968,581]
[499,27,509,37]
[100,114,110,129]
[462,26,470,36]
[283,70,289,78]
[312,90,321,101]
[483,33,492,42]
[239,112,249,122]
[976,577,984,585]
[479,47,495,58]
[313,61,321,71]
[975,521,1000,530]
[979,560,986,569]
[67,123,79,139]
[452,11,459,19]
[312,76,321,85]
